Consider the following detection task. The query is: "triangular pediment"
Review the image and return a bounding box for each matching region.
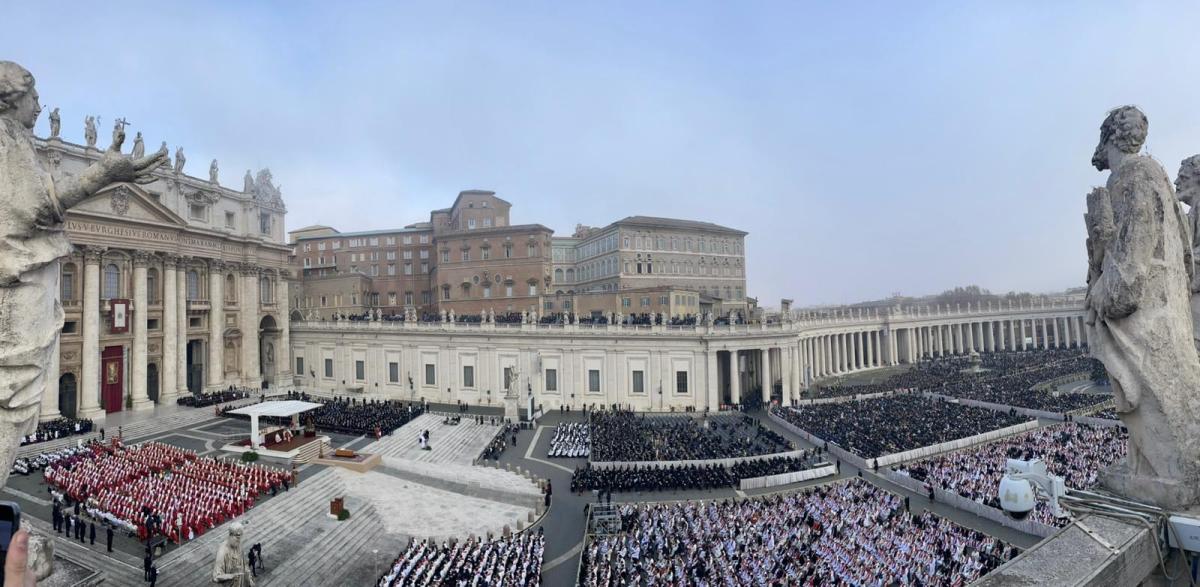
[71,183,188,228]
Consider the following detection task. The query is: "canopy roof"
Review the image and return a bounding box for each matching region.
[227,400,323,418]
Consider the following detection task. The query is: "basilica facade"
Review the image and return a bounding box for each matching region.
[37,129,290,421]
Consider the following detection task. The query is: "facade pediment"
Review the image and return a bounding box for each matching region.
[71,183,189,228]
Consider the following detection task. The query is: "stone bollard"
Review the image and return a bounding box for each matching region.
[502,525,511,537]
[506,463,512,471]
[528,511,536,523]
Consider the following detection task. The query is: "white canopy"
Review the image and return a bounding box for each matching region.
[228,400,323,418]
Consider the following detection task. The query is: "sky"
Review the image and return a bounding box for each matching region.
[6,1,1200,307]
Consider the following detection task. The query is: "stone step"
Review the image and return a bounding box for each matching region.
[15,432,102,459]
[372,464,539,510]
[260,502,382,587]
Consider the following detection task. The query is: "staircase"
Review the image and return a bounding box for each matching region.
[292,436,331,465]
[366,414,500,465]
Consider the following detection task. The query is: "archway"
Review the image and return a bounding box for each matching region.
[58,373,77,419]
[259,315,280,388]
[147,362,159,403]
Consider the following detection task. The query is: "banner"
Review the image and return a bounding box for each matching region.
[110,299,130,333]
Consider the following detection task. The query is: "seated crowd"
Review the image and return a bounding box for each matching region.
[771,396,1031,459]
[807,349,1107,414]
[43,439,291,542]
[479,424,519,461]
[579,478,1015,586]
[20,417,93,446]
[177,386,254,408]
[376,533,544,587]
[589,411,791,462]
[221,391,425,436]
[893,423,1128,526]
[10,444,91,477]
[571,452,824,493]
[547,422,589,458]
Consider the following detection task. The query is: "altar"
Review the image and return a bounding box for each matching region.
[222,400,328,463]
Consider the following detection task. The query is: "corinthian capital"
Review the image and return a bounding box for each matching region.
[238,262,261,277]
[82,246,107,264]
[160,253,182,269]
[131,250,153,268]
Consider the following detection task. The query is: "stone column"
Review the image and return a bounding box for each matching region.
[79,247,103,418]
[41,323,61,420]
[849,332,858,370]
[276,270,291,383]
[706,350,719,410]
[729,350,740,405]
[161,255,178,404]
[837,334,845,372]
[1051,317,1060,348]
[130,251,152,410]
[1020,320,1028,350]
[176,260,188,395]
[985,321,995,353]
[865,331,875,367]
[761,347,771,403]
[241,264,261,388]
[996,321,1005,351]
[208,260,224,389]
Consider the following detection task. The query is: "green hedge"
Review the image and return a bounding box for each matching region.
[241,451,260,463]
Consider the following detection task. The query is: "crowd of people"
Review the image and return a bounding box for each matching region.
[590,411,792,462]
[771,396,1031,459]
[42,439,292,543]
[177,387,253,408]
[893,423,1128,526]
[221,392,425,436]
[807,349,1109,414]
[547,422,589,458]
[376,532,544,586]
[579,479,1015,586]
[20,417,94,446]
[320,310,720,327]
[571,452,825,493]
[478,424,520,461]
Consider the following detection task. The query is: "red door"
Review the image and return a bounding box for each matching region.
[101,346,124,414]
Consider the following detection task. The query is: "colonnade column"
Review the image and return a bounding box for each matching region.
[208,260,224,390]
[761,347,771,403]
[853,332,862,370]
[707,350,719,410]
[161,255,178,404]
[176,260,189,395]
[240,264,261,388]
[866,331,875,367]
[1052,317,1061,348]
[79,247,103,418]
[986,321,995,353]
[131,251,152,410]
[997,321,1006,351]
[41,310,61,420]
[277,270,291,382]
[1020,320,1028,350]
[729,350,740,405]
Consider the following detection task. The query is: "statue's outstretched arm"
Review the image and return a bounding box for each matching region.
[57,133,168,209]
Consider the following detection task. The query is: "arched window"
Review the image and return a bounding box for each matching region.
[554,268,563,282]
[225,274,237,302]
[146,268,158,305]
[61,263,76,301]
[186,270,200,301]
[103,264,120,299]
[566,268,575,282]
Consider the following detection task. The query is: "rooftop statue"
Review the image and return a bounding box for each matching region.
[0,61,167,492]
[1175,154,1200,352]
[1084,105,1200,508]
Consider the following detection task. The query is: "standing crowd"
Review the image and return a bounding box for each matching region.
[590,411,791,462]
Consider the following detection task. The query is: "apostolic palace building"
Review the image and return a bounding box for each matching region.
[34,123,1094,423]
[35,123,291,422]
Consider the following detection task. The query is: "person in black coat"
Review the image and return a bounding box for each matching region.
[248,547,258,577]
[105,525,114,553]
[148,565,158,587]
[89,521,96,545]
[143,552,153,580]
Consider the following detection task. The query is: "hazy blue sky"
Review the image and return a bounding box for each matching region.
[6,2,1200,307]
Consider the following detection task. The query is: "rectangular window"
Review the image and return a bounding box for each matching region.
[388,292,397,305]
[622,298,631,308]
[483,217,492,227]
[404,292,413,305]
[386,237,396,246]
[505,285,513,297]
[676,371,688,394]
[632,370,645,394]
[420,234,430,244]
[422,291,432,305]
[403,236,413,245]
[387,264,396,276]
[545,368,558,391]
[527,245,536,257]
[529,284,537,296]
[404,263,413,275]
[296,357,304,375]
[355,360,365,381]
[62,321,78,334]
[189,204,206,220]
[425,363,436,385]
[441,250,450,263]
[503,367,513,391]
[660,295,669,305]
[420,262,429,274]
[483,286,491,298]
[463,365,475,388]
[543,300,552,311]
[225,211,235,228]
[461,250,469,262]
[468,218,476,229]
[482,248,491,260]
[504,246,512,259]
[442,287,450,301]
[324,358,333,378]
[641,297,650,307]
[260,213,271,235]
[588,369,601,393]
[403,250,413,260]
[389,362,399,383]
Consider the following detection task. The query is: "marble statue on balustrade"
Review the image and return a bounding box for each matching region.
[83,114,96,147]
[0,61,167,575]
[47,106,59,138]
[1176,154,1200,352]
[174,146,186,174]
[131,131,144,158]
[209,159,219,184]
[244,169,254,193]
[212,522,254,586]
[1084,105,1200,508]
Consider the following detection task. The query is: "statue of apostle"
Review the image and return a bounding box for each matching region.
[1175,154,1200,352]
[1085,105,1200,507]
[212,522,254,586]
[0,61,167,490]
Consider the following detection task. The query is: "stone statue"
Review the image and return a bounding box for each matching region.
[212,522,254,586]
[174,146,186,174]
[243,169,254,193]
[504,369,520,398]
[111,118,128,149]
[1085,105,1200,508]
[521,310,528,324]
[531,311,538,323]
[0,61,167,492]
[448,309,455,322]
[131,131,144,158]
[47,107,59,138]
[1176,154,1200,352]
[83,115,96,147]
[209,159,219,184]
[440,309,447,323]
